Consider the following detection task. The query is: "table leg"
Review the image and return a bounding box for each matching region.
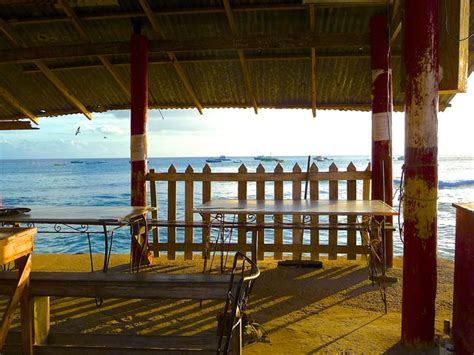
[251,229,258,264]
[0,254,32,353]
[102,224,109,272]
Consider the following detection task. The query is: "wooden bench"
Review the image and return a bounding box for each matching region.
[0,271,240,354]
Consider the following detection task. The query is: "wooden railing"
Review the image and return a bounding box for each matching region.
[147,162,371,261]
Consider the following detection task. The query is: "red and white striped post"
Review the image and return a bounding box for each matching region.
[130,24,152,266]
[402,0,439,347]
[370,14,394,268]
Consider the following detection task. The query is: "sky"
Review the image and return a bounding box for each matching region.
[1,76,474,160]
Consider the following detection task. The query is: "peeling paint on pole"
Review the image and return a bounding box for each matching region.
[370,15,393,268]
[402,0,438,348]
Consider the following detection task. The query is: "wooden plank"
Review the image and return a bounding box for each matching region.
[274,164,284,260]
[223,0,258,114]
[184,165,194,260]
[34,60,92,120]
[0,272,232,300]
[328,163,338,260]
[0,2,389,27]
[0,227,35,265]
[0,87,39,124]
[0,253,31,349]
[202,164,211,259]
[310,163,320,260]
[150,242,367,255]
[19,255,33,355]
[167,165,176,260]
[237,164,248,250]
[438,0,469,93]
[148,168,159,257]
[292,163,302,260]
[0,121,37,130]
[363,163,371,200]
[346,162,357,260]
[256,164,265,260]
[148,170,371,182]
[0,33,370,64]
[309,5,317,117]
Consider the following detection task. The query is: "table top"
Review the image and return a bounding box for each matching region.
[0,206,155,225]
[194,199,398,216]
[453,203,474,215]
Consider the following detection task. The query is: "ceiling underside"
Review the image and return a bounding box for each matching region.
[0,0,472,129]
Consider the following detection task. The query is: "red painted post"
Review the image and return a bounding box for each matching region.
[370,15,393,268]
[452,203,474,354]
[130,26,152,266]
[401,0,438,348]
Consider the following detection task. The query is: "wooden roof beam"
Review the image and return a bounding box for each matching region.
[23,51,397,73]
[34,60,92,119]
[0,17,92,120]
[0,33,370,64]
[1,1,390,27]
[310,5,317,118]
[0,86,39,124]
[223,0,258,115]
[139,0,203,114]
[0,120,38,130]
[57,0,131,100]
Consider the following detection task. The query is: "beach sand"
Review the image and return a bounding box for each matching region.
[1,254,454,354]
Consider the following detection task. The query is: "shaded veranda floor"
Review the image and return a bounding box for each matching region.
[1,254,454,354]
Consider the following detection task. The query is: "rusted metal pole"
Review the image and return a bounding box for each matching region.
[452,203,474,354]
[401,0,438,347]
[130,24,150,266]
[370,15,393,268]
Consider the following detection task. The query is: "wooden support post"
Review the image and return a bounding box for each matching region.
[370,15,393,268]
[130,25,151,266]
[401,0,438,348]
[33,297,50,345]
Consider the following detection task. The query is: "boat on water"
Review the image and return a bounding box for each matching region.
[232,159,242,163]
[219,155,231,161]
[205,158,223,163]
[253,155,284,162]
[70,160,84,164]
[313,156,333,162]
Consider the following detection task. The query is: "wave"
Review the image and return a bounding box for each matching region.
[394,179,474,189]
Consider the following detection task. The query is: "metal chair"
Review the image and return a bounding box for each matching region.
[216,252,260,354]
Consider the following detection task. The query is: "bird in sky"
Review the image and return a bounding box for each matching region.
[75,126,81,135]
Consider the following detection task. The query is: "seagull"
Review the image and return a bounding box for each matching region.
[75,126,81,135]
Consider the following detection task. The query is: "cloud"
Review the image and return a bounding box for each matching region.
[97,126,124,135]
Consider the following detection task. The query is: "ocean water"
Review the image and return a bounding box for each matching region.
[1,156,473,259]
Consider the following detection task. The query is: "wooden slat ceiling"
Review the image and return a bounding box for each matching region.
[0,0,471,130]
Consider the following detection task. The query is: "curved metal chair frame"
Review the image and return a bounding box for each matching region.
[216,252,260,354]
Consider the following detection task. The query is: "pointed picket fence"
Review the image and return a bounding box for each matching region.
[147,162,371,261]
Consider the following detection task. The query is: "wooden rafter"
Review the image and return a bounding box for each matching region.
[0,86,38,124]
[23,51,401,73]
[310,4,317,117]
[0,33,370,64]
[0,120,37,130]
[57,0,131,100]
[390,0,402,43]
[2,2,390,28]
[223,0,258,114]
[139,0,203,114]
[0,17,92,120]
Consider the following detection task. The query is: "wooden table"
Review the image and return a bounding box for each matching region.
[194,199,398,264]
[0,227,36,355]
[0,206,154,272]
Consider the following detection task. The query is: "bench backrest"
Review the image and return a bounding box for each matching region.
[147,162,371,261]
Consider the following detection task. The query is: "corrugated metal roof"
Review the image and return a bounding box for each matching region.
[0,0,471,127]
